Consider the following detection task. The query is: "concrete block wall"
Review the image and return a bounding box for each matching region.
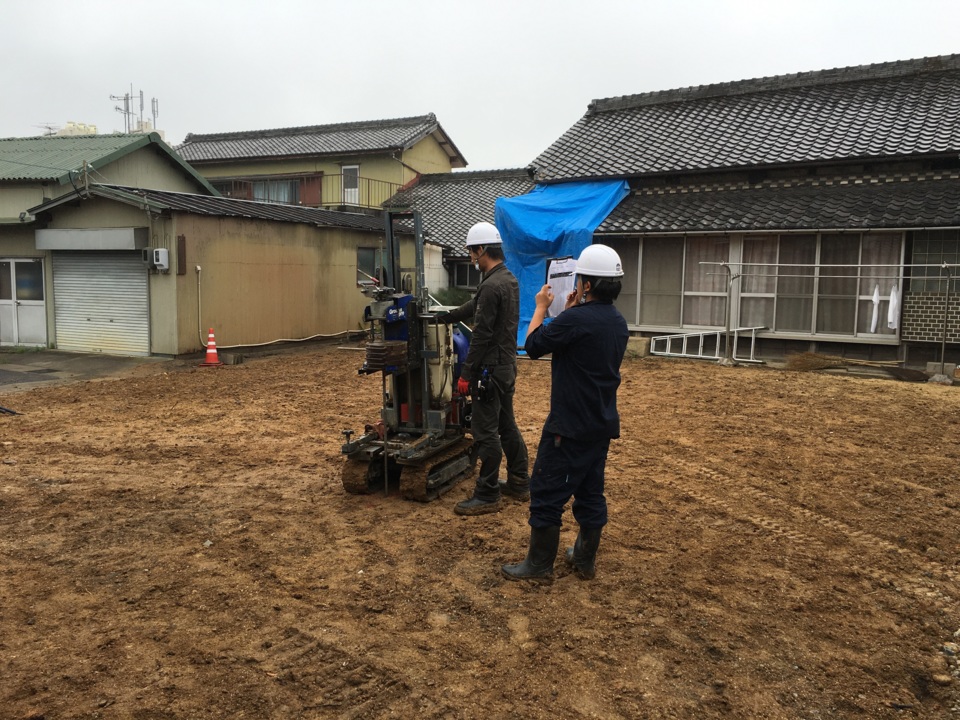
[626,336,650,358]
[901,292,960,342]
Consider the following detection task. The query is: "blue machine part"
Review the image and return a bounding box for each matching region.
[383,295,414,342]
[452,328,469,380]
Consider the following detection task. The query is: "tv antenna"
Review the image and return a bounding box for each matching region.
[110,85,160,133]
[34,123,60,136]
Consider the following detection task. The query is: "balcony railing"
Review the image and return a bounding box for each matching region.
[211,174,402,211]
[320,175,402,210]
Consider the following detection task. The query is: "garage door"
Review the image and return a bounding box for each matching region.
[52,251,149,355]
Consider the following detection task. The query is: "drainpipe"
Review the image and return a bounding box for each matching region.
[941,263,952,377]
[391,151,422,182]
[718,262,740,366]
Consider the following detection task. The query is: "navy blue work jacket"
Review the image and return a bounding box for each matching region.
[524,300,629,441]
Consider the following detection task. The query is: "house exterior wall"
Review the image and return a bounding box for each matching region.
[101,150,203,193]
[188,137,455,209]
[188,137,453,184]
[901,293,960,343]
[170,214,385,354]
[422,244,447,295]
[0,225,40,255]
[30,198,159,347]
[0,186,48,221]
[399,137,456,180]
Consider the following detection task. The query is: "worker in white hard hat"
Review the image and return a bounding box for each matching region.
[502,243,629,581]
[435,221,530,515]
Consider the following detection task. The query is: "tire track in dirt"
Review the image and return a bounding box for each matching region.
[253,626,417,718]
[654,454,960,716]
[657,455,959,612]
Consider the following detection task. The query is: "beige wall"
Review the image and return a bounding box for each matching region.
[171,214,390,354]
[8,193,430,356]
[0,186,48,221]
[400,136,457,180]
[101,150,203,193]
[0,225,42,255]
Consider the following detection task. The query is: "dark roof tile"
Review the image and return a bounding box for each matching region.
[598,176,960,233]
[533,55,960,182]
[76,185,385,232]
[177,113,467,167]
[384,169,535,255]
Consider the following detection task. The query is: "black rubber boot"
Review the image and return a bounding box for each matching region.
[498,473,530,501]
[564,526,603,580]
[454,494,502,516]
[501,526,560,581]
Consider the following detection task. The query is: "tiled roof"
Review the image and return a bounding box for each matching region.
[384,169,535,255]
[598,173,960,234]
[177,113,467,167]
[0,133,216,193]
[30,185,386,232]
[532,54,960,182]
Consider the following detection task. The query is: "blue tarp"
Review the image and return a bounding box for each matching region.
[495,179,630,346]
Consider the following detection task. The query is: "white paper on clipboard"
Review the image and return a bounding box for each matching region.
[545,256,576,318]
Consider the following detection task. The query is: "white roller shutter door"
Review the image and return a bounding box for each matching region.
[52,251,150,355]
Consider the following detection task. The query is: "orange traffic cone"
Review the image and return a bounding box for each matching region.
[199,327,224,367]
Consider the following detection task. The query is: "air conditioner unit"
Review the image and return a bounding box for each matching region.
[152,248,170,272]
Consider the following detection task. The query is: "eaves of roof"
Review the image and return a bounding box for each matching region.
[28,184,386,233]
[597,175,960,234]
[177,113,468,168]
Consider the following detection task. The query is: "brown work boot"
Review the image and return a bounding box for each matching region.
[454,495,502,516]
[498,473,530,501]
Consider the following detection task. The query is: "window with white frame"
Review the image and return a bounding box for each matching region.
[624,232,903,337]
[910,229,960,292]
[740,233,900,336]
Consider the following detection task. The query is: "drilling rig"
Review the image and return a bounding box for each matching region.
[340,209,475,501]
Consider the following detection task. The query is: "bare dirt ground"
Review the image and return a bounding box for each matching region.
[2,343,960,719]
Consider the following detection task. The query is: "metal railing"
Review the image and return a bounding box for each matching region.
[211,174,402,211]
[651,327,766,364]
[320,175,402,210]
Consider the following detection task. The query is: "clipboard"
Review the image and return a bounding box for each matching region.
[545,256,576,318]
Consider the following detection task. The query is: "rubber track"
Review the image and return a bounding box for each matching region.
[399,437,475,502]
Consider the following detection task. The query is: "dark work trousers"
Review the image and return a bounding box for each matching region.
[528,430,610,529]
[469,364,529,500]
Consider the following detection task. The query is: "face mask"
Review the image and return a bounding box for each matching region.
[474,262,481,272]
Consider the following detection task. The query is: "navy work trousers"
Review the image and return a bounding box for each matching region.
[529,430,610,529]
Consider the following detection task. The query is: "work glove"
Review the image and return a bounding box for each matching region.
[457,376,471,397]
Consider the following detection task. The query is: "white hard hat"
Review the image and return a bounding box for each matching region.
[465,221,502,247]
[575,244,624,278]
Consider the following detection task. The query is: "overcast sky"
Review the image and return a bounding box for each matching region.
[4,0,959,170]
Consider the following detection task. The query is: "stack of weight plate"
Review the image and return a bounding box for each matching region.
[364,340,408,372]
